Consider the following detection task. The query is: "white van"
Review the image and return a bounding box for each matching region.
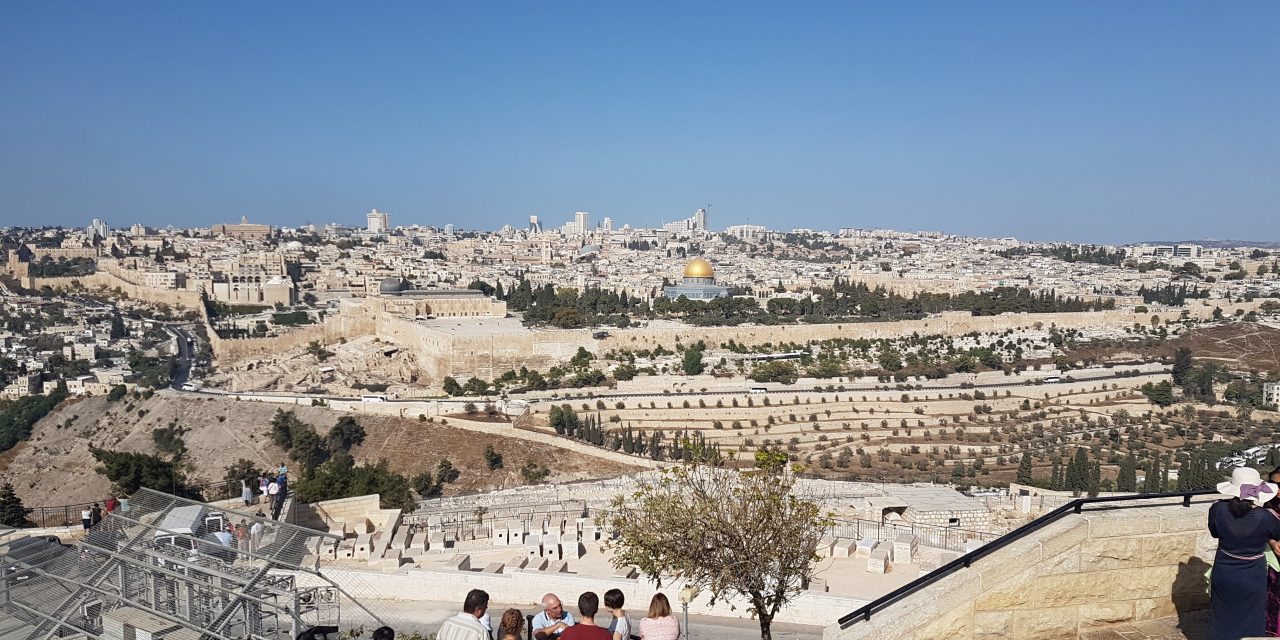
[749,387,768,394]
[360,394,387,403]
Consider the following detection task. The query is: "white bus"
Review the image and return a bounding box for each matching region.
[749,387,768,394]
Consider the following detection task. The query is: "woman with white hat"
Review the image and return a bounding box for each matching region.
[1209,466,1280,640]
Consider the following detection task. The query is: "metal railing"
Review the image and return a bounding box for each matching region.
[830,517,998,553]
[9,479,245,529]
[836,489,1216,629]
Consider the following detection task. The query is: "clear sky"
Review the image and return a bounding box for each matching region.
[1,2,1276,242]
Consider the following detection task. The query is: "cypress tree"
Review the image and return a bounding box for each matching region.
[1117,451,1137,492]
[1017,452,1033,485]
[1088,461,1102,497]
[1050,458,1062,491]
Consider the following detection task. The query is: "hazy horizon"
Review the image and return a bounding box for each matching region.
[1,2,1276,243]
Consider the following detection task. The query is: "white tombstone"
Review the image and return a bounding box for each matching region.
[892,533,918,563]
[832,539,856,559]
[867,549,891,574]
[854,538,877,558]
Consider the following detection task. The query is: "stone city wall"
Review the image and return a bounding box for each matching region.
[29,271,204,310]
[821,501,1213,640]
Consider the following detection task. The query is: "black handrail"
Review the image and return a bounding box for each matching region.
[836,489,1217,629]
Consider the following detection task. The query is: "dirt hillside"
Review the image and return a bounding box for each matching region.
[0,391,640,508]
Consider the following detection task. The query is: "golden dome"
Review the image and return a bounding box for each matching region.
[683,258,715,278]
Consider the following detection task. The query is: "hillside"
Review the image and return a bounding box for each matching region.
[0,391,640,508]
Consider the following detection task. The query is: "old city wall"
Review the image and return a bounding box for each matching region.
[597,310,1117,352]
[207,308,375,362]
[821,501,1213,640]
[29,271,204,310]
[373,314,586,383]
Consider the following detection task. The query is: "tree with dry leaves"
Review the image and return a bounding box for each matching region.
[600,455,831,640]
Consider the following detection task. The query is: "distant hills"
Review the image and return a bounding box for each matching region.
[1137,240,1280,249]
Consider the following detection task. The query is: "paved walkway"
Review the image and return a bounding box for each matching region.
[1080,612,1207,640]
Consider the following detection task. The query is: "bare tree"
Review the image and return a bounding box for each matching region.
[600,455,830,640]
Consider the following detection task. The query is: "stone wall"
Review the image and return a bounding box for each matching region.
[822,501,1213,640]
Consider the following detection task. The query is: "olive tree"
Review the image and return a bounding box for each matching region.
[600,456,830,640]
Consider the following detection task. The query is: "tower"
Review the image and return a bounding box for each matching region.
[574,211,590,236]
[366,209,390,233]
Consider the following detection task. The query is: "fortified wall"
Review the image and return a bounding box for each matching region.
[822,501,1213,640]
[206,299,1257,384]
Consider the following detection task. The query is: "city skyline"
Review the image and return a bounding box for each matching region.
[1,2,1277,242]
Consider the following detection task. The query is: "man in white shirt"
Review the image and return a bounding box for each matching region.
[533,593,577,639]
[437,589,490,640]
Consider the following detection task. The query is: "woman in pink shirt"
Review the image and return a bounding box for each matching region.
[637,594,678,640]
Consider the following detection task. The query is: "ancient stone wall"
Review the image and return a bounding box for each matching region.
[821,501,1213,640]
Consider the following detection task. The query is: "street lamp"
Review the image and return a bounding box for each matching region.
[678,586,698,640]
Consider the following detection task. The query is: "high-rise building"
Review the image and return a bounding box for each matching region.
[87,218,109,241]
[693,208,707,230]
[574,211,590,236]
[366,209,390,233]
[528,215,542,233]
[444,223,455,236]
[601,217,614,233]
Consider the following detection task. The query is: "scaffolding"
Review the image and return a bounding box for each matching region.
[0,489,385,640]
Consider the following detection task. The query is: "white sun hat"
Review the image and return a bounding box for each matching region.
[1217,467,1279,506]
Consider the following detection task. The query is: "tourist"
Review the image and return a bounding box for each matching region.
[267,478,280,510]
[234,519,249,558]
[498,609,524,640]
[1266,466,1280,636]
[80,505,92,530]
[603,589,631,640]
[372,627,394,640]
[637,594,678,640]
[437,589,490,640]
[258,474,269,504]
[90,502,102,526]
[250,517,264,552]
[241,479,253,507]
[1208,467,1280,640]
[104,496,117,514]
[532,593,577,639]
[559,592,608,640]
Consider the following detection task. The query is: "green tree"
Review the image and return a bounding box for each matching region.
[436,458,460,484]
[90,447,193,497]
[601,461,831,640]
[484,445,504,470]
[0,481,33,528]
[1117,451,1137,492]
[1141,381,1177,407]
[1171,348,1193,386]
[327,416,366,453]
[223,458,263,490]
[110,311,128,340]
[1016,452,1033,485]
[295,457,417,511]
[442,376,463,396]
[682,347,705,376]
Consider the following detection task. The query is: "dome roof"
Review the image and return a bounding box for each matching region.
[683,258,715,278]
[379,277,408,294]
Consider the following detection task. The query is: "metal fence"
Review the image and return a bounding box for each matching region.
[11,479,243,529]
[829,517,998,553]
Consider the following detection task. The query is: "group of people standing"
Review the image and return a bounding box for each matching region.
[438,589,679,640]
[242,463,289,520]
[80,495,127,530]
[1209,466,1280,640]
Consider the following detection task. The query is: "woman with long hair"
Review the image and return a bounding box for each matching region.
[499,608,524,640]
[637,594,678,640]
[1209,467,1280,640]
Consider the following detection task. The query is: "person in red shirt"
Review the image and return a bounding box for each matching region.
[559,593,610,640]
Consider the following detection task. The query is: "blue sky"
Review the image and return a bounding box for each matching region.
[1,2,1276,242]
